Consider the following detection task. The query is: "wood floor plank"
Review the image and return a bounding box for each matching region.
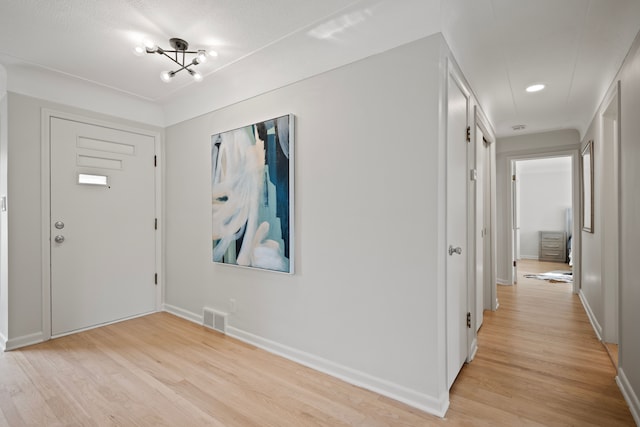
[0,259,634,425]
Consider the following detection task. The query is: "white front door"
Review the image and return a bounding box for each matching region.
[446,74,469,389]
[50,117,157,336]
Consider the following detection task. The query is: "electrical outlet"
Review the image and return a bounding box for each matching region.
[229,298,237,313]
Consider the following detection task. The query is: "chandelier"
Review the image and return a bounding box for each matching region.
[134,38,216,83]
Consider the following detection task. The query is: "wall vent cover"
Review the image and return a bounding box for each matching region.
[203,307,227,334]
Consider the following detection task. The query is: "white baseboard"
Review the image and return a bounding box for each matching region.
[0,331,6,351]
[162,304,203,325]
[161,305,449,417]
[5,331,45,351]
[468,337,478,362]
[497,278,512,286]
[578,290,603,341]
[519,255,539,260]
[226,326,448,418]
[617,368,640,426]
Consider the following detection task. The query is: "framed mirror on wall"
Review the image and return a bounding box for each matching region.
[581,140,594,233]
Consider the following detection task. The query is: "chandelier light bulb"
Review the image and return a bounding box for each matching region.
[207,49,219,58]
[132,45,146,56]
[196,50,207,64]
[189,69,203,82]
[160,70,174,83]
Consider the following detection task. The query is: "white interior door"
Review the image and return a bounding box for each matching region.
[50,117,157,336]
[446,74,469,389]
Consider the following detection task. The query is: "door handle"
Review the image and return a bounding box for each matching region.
[54,235,65,244]
[448,245,462,256]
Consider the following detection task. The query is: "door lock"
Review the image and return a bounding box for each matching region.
[54,235,65,244]
[448,245,462,256]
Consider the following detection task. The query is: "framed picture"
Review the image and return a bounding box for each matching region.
[211,114,294,273]
[581,140,594,233]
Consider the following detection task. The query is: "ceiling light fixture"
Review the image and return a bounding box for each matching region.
[526,84,545,93]
[135,38,215,83]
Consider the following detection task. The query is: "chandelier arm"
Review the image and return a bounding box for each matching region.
[169,63,194,76]
[142,38,206,82]
[158,51,185,67]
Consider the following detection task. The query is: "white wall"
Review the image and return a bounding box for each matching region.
[4,93,162,348]
[165,36,450,415]
[516,158,572,259]
[580,119,604,338]
[4,64,164,127]
[592,30,640,424]
[496,129,580,283]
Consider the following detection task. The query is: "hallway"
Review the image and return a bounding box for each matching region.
[446,260,634,425]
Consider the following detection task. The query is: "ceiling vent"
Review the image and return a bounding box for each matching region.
[512,124,526,131]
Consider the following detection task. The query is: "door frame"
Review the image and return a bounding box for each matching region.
[600,80,621,345]
[505,150,581,293]
[40,109,163,340]
[473,107,498,315]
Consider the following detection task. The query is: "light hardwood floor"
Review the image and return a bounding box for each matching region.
[0,262,634,426]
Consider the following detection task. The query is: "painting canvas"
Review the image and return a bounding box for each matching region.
[211,114,294,273]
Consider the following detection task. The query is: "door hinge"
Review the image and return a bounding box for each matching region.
[470,169,477,181]
[467,312,471,328]
[512,174,516,181]
[466,126,471,142]
[154,155,157,167]
[513,260,517,267]
[154,218,158,230]
[154,273,158,285]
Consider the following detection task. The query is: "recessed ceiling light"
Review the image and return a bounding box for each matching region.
[526,84,545,93]
[512,124,526,131]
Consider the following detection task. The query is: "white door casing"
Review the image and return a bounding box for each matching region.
[511,163,520,283]
[446,69,469,389]
[475,125,485,331]
[49,116,158,336]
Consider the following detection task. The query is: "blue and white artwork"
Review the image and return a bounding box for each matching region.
[211,114,294,273]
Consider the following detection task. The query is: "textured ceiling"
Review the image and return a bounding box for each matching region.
[442,0,640,137]
[1,0,639,138]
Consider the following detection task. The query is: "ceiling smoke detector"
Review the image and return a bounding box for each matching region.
[512,124,526,131]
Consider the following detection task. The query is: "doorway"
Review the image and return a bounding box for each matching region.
[505,151,581,293]
[513,156,573,274]
[43,111,161,338]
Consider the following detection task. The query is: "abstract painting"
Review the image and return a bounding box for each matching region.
[211,114,294,273]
